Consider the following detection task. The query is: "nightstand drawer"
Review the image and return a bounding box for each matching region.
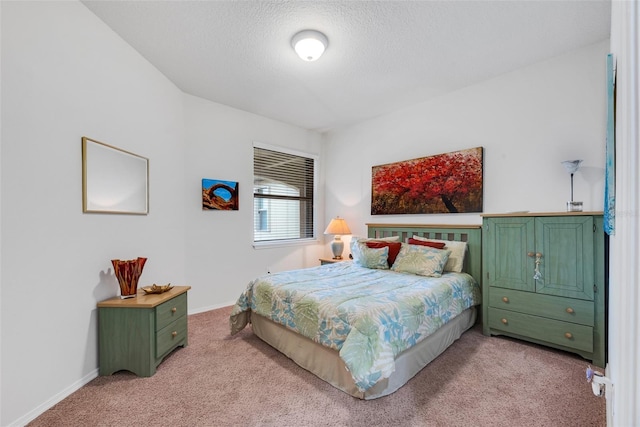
[489,307,593,353]
[156,292,188,331]
[157,314,188,357]
[489,287,594,326]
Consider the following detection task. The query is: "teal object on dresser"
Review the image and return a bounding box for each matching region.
[482,213,607,367]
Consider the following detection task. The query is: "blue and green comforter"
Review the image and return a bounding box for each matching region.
[229,262,481,391]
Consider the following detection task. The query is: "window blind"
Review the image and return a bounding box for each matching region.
[253,146,315,242]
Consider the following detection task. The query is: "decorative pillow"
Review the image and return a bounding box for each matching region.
[411,235,467,272]
[365,241,402,266]
[391,244,451,277]
[349,236,400,262]
[353,245,390,269]
[407,238,446,249]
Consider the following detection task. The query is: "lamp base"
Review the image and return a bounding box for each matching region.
[330,239,344,259]
[567,201,583,212]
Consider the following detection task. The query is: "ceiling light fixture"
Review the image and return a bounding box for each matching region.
[291,30,328,62]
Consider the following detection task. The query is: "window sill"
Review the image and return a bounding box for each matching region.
[253,238,319,249]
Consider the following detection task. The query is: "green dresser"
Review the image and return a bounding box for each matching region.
[98,286,190,377]
[482,213,606,367]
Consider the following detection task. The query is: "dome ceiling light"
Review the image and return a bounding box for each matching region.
[291,30,328,62]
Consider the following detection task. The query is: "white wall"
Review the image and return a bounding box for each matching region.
[0,2,325,426]
[324,41,609,239]
[182,94,324,312]
[0,2,4,424]
[1,2,186,425]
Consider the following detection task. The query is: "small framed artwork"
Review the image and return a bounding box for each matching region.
[202,179,239,210]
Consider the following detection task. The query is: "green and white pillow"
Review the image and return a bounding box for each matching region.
[350,236,397,269]
[355,245,390,269]
[411,235,467,273]
[391,244,451,277]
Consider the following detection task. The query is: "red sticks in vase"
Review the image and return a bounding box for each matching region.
[111,257,147,298]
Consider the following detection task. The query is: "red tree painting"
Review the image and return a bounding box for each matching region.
[371,147,483,215]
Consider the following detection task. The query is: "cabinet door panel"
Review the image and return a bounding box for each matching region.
[485,217,535,292]
[535,217,594,300]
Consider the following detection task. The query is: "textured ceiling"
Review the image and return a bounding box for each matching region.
[82,0,611,132]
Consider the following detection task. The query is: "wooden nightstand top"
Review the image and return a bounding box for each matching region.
[97,285,191,308]
[319,257,350,264]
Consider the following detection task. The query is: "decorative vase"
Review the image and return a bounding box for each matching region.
[111,257,147,299]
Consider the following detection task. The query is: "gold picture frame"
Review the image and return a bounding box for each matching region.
[82,137,149,214]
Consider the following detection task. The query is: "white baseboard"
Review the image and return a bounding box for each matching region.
[10,369,99,427]
[188,300,234,315]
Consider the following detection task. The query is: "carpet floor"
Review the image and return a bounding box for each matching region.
[29,306,605,427]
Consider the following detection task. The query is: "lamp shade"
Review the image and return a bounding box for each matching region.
[324,217,351,235]
[291,30,328,62]
[562,160,583,174]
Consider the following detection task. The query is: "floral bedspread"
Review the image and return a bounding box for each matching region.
[229,262,481,391]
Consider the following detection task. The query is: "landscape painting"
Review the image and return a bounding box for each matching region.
[202,179,239,211]
[371,147,483,215]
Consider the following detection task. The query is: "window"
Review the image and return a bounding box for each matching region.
[253,143,317,244]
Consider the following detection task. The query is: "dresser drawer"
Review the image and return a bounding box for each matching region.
[488,307,593,353]
[156,314,188,357]
[156,292,188,331]
[489,287,594,326]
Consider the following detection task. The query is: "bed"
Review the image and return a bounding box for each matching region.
[230,224,482,399]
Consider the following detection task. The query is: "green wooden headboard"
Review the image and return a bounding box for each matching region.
[366,223,482,285]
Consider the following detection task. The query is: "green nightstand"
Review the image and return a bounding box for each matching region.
[319,257,350,265]
[98,286,191,377]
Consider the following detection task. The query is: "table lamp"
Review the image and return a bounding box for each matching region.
[562,160,583,212]
[324,217,351,259]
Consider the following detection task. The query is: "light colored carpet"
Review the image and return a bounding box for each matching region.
[29,306,605,426]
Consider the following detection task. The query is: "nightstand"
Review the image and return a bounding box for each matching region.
[97,285,191,377]
[319,257,348,265]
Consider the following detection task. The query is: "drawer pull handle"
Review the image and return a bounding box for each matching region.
[565,332,573,339]
[172,331,177,338]
[566,307,575,314]
[502,297,509,303]
[171,307,177,313]
[501,318,508,325]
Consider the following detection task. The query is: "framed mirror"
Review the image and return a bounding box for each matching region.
[82,137,149,214]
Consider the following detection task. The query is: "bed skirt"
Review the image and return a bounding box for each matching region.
[250,307,477,400]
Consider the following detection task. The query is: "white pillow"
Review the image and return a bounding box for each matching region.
[411,235,467,273]
[391,244,451,277]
